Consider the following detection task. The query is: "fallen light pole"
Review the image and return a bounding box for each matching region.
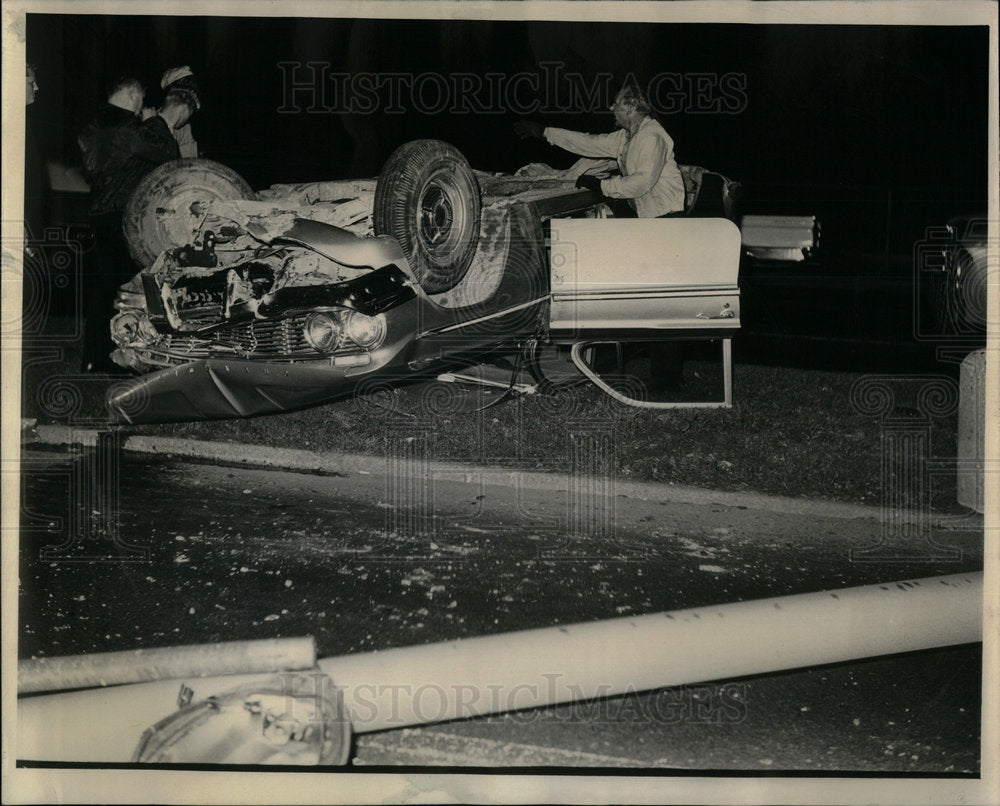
[17,637,316,695]
[17,572,982,764]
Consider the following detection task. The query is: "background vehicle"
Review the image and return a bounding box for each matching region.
[919,214,990,339]
[735,184,988,371]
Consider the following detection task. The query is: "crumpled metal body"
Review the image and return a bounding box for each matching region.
[107,198,554,424]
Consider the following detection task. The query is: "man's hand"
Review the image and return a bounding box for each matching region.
[575,174,602,192]
[513,121,544,140]
[141,106,157,121]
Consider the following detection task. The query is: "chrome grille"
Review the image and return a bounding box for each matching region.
[150,315,359,362]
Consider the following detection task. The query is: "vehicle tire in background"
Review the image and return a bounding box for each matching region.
[124,158,255,268]
[940,245,989,335]
[374,140,481,294]
[923,217,988,339]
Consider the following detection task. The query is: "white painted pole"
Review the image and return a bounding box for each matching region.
[16,572,982,762]
[17,637,316,695]
[323,572,982,733]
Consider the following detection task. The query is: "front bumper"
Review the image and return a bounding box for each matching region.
[106,358,382,424]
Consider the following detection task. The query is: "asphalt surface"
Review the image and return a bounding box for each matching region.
[16,447,984,772]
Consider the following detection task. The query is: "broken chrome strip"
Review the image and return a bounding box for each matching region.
[550,286,739,299]
[417,297,546,337]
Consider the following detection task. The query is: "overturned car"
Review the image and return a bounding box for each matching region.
[108,140,742,424]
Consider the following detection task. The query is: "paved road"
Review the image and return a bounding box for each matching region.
[15,448,983,772]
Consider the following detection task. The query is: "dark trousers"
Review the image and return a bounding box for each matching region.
[82,211,136,371]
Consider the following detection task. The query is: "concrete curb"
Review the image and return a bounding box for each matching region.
[25,424,980,526]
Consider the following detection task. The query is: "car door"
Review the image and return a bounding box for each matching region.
[548,218,742,341]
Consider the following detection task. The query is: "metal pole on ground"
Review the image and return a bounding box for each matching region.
[18,637,316,695]
[322,571,982,733]
[16,572,983,763]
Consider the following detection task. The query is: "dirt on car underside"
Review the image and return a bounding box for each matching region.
[139,162,588,323]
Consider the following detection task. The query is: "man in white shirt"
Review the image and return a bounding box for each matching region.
[515,81,688,388]
[515,82,685,218]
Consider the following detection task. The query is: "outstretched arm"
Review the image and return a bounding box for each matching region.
[544,127,624,160]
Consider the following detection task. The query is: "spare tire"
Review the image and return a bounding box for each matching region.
[124,158,255,268]
[373,140,481,294]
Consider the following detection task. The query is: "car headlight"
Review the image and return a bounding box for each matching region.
[303,312,343,353]
[111,311,142,346]
[111,310,160,348]
[343,310,386,350]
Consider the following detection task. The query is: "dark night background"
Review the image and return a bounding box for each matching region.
[24,13,991,365]
[27,15,988,191]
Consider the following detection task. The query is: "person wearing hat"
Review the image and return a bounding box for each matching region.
[158,65,201,157]
[77,74,182,372]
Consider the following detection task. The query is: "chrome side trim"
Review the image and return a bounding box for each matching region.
[417,297,547,337]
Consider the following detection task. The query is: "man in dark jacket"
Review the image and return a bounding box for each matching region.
[78,75,181,372]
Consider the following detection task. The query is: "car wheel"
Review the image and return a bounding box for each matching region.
[373,140,481,294]
[124,158,255,268]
